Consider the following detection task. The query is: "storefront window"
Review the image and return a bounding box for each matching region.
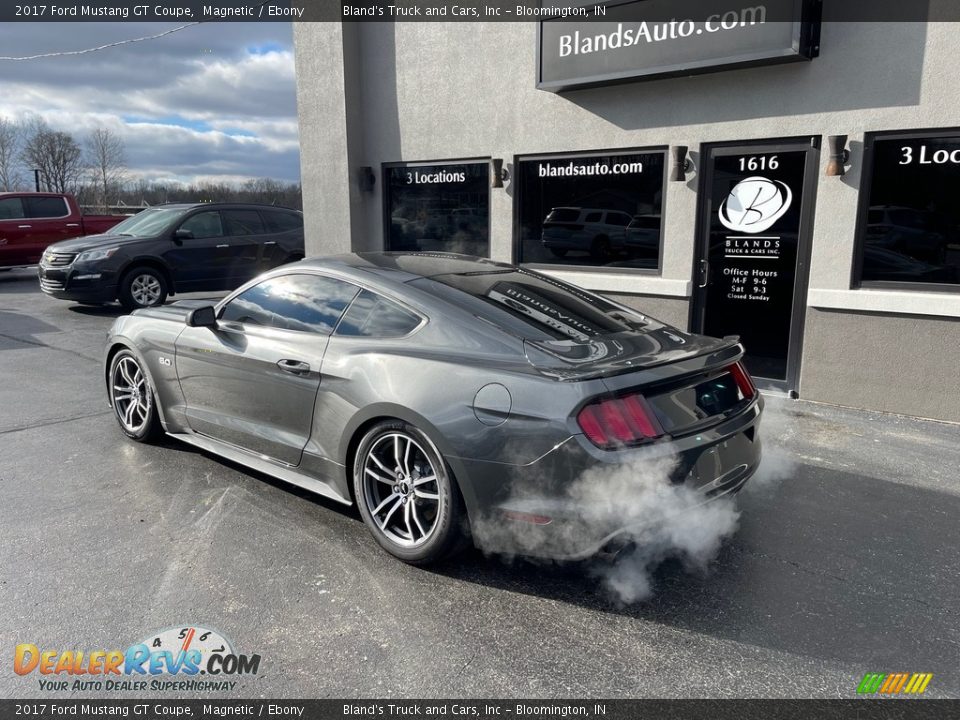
[857,132,960,289]
[383,161,489,257]
[516,149,666,269]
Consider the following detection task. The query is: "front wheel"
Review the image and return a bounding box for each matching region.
[119,266,168,310]
[109,349,161,442]
[353,421,465,565]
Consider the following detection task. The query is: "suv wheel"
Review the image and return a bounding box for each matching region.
[119,266,168,310]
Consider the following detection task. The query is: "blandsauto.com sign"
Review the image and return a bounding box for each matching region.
[537,0,820,91]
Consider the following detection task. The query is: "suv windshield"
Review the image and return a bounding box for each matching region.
[108,208,190,237]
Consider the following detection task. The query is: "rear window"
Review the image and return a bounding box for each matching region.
[335,289,421,338]
[25,196,69,218]
[223,209,266,236]
[263,210,303,233]
[410,269,655,342]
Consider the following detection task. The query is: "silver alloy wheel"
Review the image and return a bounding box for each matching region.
[130,273,162,306]
[361,432,442,548]
[111,356,152,434]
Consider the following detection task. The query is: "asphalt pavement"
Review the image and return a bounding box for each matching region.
[1,266,958,699]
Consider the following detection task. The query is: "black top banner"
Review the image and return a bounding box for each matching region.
[2,700,960,720]
[0,0,952,23]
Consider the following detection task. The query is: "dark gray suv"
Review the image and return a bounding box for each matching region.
[38,203,304,309]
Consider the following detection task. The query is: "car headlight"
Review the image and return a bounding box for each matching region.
[76,247,119,264]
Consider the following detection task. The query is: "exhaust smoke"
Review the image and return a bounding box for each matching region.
[473,448,741,604]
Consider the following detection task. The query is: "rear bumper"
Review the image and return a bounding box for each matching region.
[454,396,763,560]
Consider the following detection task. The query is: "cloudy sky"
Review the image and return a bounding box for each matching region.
[0,22,299,187]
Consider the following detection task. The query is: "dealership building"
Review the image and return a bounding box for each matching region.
[293,7,960,423]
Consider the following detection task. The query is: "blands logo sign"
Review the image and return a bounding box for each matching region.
[718,176,792,234]
[857,672,933,695]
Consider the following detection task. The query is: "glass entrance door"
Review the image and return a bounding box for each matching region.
[691,139,819,392]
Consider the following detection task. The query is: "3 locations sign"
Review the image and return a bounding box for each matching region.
[537,0,821,91]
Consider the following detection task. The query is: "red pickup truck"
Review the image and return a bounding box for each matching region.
[0,192,127,269]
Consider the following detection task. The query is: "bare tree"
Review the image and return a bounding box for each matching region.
[22,120,84,193]
[86,127,125,212]
[0,117,23,191]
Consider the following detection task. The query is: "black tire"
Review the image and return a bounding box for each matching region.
[284,253,304,264]
[119,266,168,310]
[353,420,465,565]
[108,349,161,442]
[549,248,568,258]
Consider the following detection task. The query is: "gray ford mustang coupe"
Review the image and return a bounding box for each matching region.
[104,253,762,564]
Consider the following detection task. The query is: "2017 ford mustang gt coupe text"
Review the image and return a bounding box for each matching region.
[104,253,762,564]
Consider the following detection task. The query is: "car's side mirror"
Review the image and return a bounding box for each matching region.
[174,228,193,240]
[186,305,217,328]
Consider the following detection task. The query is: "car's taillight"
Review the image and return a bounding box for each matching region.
[729,361,757,400]
[577,393,664,449]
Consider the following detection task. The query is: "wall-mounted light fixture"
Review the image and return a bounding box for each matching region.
[670,145,692,182]
[826,135,850,177]
[490,158,510,189]
[358,166,376,192]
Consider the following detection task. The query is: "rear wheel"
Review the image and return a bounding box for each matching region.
[109,349,161,442]
[119,266,167,310]
[353,421,464,565]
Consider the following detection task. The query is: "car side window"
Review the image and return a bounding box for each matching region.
[584,212,602,223]
[179,211,223,239]
[223,209,266,236]
[220,273,359,334]
[263,210,303,233]
[335,289,422,338]
[0,197,25,220]
[607,213,630,227]
[25,196,69,219]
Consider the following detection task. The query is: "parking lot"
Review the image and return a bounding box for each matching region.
[1,265,959,699]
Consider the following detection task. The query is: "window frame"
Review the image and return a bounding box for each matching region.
[25,196,70,220]
[380,156,492,258]
[0,196,26,221]
[511,145,669,275]
[333,287,427,339]
[178,209,225,240]
[215,269,427,340]
[853,128,960,294]
[221,208,268,237]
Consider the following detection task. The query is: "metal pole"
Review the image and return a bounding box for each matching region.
[33,169,40,192]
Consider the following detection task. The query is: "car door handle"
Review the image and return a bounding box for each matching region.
[263,241,276,245]
[698,258,710,288]
[277,359,310,375]
[216,243,229,248]
[18,224,31,229]
[66,223,80,227]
